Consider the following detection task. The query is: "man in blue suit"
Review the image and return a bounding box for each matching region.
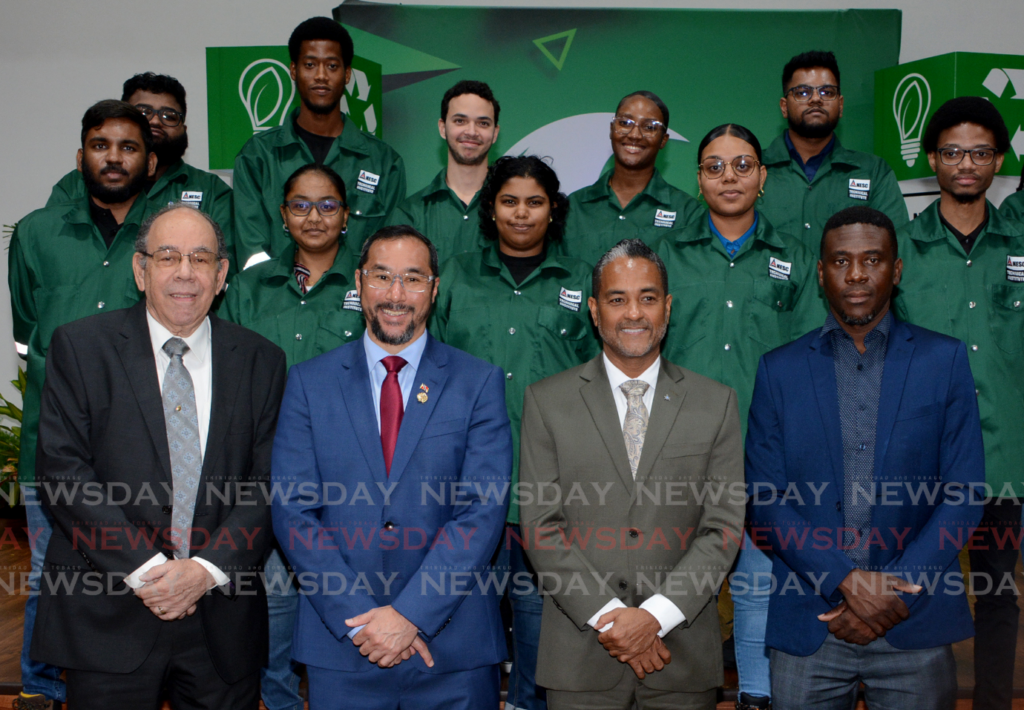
[271,225,512,709]
[746,206,984,710]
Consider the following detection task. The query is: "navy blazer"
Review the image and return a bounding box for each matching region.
[746,317,984,656]
[271,333,512,672]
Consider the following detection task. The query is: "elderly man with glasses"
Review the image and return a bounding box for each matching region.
[561,90,702,264]
[758,51,909,249]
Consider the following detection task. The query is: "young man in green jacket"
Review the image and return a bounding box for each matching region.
[759,51,908,248]
[8,100,157,710]
[893,97,1024,710]
[232,17,405,269]
[388,80,500,262]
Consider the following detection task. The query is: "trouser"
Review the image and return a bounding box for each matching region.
[307,662,499,710]
[770,634,956,710]
[730,533,773,699]
[260,546,303,710]
[969,497,1022,710]
[546,671,716,710]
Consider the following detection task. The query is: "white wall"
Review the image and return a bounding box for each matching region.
[1,0,1022,398]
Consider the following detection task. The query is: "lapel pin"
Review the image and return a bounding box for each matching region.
[417,383,429,403]
[664,395,670,401]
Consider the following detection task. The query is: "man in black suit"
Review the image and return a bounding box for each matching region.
[31,204,287,709]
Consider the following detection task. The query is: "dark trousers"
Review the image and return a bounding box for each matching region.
[64,612,259,710]
[969,497,1022,710]
[307,662,500,710]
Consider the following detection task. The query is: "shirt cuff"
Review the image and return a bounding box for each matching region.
[124,553,168,589]
[586,597,627,632]
[347,624,366,640]
[639,594,686,637]
[192,556,231,589]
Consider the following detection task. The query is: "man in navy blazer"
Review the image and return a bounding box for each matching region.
[271,225,512,709]
[746,206,984,710]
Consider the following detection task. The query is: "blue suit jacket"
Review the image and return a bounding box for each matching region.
[271,334,512,672]
[746,317,984,656]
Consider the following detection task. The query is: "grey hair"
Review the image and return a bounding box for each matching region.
[135,203,230,267]
[592,238,669,297]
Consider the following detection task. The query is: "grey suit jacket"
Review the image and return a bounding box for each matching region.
[520,354,744,693]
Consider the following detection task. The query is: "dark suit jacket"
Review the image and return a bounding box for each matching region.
[271,334,512,674]
[519,355,745,693]
[746,317,985,656]
[31,300,287,684]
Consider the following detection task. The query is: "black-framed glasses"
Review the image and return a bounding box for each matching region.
[360,269,435,293]
[937,147,997,166]
[611,116,665,137]
[140,248,220,270]
[785,84,840,102]
[284,199,346,217]
[134,104,184,127]
[699,156,761,179]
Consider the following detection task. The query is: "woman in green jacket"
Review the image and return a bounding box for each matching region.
[433,155,598,710]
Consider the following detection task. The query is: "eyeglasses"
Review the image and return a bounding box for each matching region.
[284,199,346,217]
[140,248,220,270]
[611,116,665,137]
[937,147,997,166]
[360,269,435,293]
[785,84,840,102]
[699,156,761,179]
[134,104,184,127]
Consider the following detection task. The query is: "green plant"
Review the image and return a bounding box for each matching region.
[0,368,26,506]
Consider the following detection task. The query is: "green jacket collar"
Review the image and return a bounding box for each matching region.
[421,169,482,208]
[480,241,573,278]
[576,167,674,207]
[763,132,863,170]
[669,210,786,250]
[149,159,190,193]
[263,109,372,158]
[910,199,1024,244]
[258,241,356,287]
[65,191,148,229]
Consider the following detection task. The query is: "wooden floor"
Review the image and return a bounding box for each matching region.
[2,520,1022,708]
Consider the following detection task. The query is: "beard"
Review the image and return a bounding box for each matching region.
[81,161,148,205]
[153,131,188,167]
[302,93,339,116]
[368,302,419,346]
[448,137,488,166]
[789,111,839,140]
[837,308,878,327]
[599,317,668,360]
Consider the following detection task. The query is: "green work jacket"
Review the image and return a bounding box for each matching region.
[759,133,909,250]
[894,200,1024,497]
[9,195,150,482]
[432,244,599,523]
[560,167,702,264]
[222,242,364,369]
[652,213,824,434]
[999,189,1024,224]
[388,169,487,263]
[47,160,236,275]
[232,110,406,266]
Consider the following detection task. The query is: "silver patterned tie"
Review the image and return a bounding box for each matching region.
[621,380,650,480]
[162,337,203,558]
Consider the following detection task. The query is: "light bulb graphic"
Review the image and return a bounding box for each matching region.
[892,73,931,168]
[238,59,295,132]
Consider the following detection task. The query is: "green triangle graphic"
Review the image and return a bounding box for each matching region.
[342,24,460,75]
[533,29,577,71]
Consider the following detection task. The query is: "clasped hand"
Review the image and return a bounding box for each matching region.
[818,569,922,645]
[346,605,435,669]
[595,607,672,679]
[135,559,214,621]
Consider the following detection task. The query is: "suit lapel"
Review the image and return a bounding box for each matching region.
[116,302,172,483]
[634,360,687,485]
[874,321,914,476]
[201,315,244,478]
[387,336,449,484]
[807,336,844,492]
[579,358,634,493]
[338,344,389,485]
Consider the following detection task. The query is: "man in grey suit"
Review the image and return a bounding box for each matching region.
[519,238,745,710]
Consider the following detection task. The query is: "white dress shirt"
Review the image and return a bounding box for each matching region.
[125,311,227,590]
[585,354,685,638]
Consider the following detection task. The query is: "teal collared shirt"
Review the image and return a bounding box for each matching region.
[709,211,759,258]
[388,169,486,262]
[363,330,429,433]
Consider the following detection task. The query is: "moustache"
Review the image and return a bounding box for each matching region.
[617,319,651,331]
[100,165,129,176]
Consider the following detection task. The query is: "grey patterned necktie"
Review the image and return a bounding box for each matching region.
[621,380,650,479]
[162,337,203,558]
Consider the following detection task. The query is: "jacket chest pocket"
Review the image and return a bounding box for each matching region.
[536,306,589,341]
[748,278,797,348]
[666,283,708,352]
[990,284,1024,353]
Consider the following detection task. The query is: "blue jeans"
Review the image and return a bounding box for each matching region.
[22,484,66,701]
[495,525,546,710]
[260,546,303,710]
[729,533,772,699]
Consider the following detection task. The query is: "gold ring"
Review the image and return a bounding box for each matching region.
[157,606,164,613]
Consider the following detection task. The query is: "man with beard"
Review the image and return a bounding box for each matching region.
[894,98,1024,710]
[271,224,512,709]
[519,239,745,710]
[388,81,499,262]
[47,74,235,274]
[8,99,157,710]
[562,92,702,264]
[759,52,908,248]
[747,206,983,710]
[234,17,406,269]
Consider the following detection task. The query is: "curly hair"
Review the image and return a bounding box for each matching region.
[478,156,569,244]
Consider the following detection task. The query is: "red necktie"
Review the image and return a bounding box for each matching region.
[380,356,407,475]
